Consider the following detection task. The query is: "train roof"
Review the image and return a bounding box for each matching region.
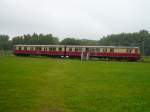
[14,45,64,47]
[14,45,139,49]
[66,45,139,49]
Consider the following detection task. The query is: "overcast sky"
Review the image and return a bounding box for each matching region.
[0,0,150,40]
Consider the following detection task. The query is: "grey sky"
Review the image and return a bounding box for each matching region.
[0,0,150,40]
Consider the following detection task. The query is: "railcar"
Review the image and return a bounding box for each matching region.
[13,45,141,61]
[65,45,140,60]
[14,45,65,57]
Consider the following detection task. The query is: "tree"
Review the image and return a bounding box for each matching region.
[60,38,81,45]
[80,39,98,46]
[12,36,24,45]
[98,30,150,55]
[12,33,59,45]
[0,35,11,50]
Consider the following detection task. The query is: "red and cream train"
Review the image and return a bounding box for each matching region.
[13,45,141,61]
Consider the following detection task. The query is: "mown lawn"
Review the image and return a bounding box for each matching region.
[0,56,150,112]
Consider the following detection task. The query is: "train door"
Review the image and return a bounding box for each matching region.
[135,48,138,54]
[35,46,42,54]
[85,48,90,52]
[85,47,90,60]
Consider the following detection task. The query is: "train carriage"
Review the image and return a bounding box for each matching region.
[13,45,141,61]
[65,45,140,60]
[14,45,65,56]
[65,46,86,57]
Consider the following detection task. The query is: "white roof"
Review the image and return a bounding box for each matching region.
[66,45,139,49]
[15,45,65,47]
[14,45,139,49]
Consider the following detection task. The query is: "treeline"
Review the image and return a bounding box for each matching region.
[12,33,59,45]
[0,33,98,49]
[0,35,11,50]
[98,30,150,55]
[0,30,150,55]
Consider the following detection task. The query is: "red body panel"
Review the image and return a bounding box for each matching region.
[13,50,140,60]
[65,51,140,60]
[14,50,64,56]
[66,52,82,56]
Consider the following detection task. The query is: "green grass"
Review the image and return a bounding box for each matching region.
[0,50,12,56]
[143,56,150,63]
[0,56,150,112]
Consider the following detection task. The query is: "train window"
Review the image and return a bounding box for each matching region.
[96,48,100,52]
[110,48,114,53]
[79,48,82,52]
[35,47,39,50]
[135,49,138,54]
[44,47,47,51]
[103,49,107,53]
[24,47,27,50]
[49,47,56,51]
[92,48,97,52]
[91,48,94,52]
[52,48,56,51]
[127,49,132,54]
[30,47,33,50]
[78,48,82,52]
[75,48,78,52]
[35,47,41,51]
[19,46,21,50]
[85,48,90,52]
[69,48,72,51]
[59,48,62,51]
[49,47,52,51]
[38,47,42,51]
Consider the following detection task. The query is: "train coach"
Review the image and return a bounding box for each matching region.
[13,45,141,61]
[13,45,65,56]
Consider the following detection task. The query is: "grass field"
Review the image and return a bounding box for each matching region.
[0,56,150,112]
